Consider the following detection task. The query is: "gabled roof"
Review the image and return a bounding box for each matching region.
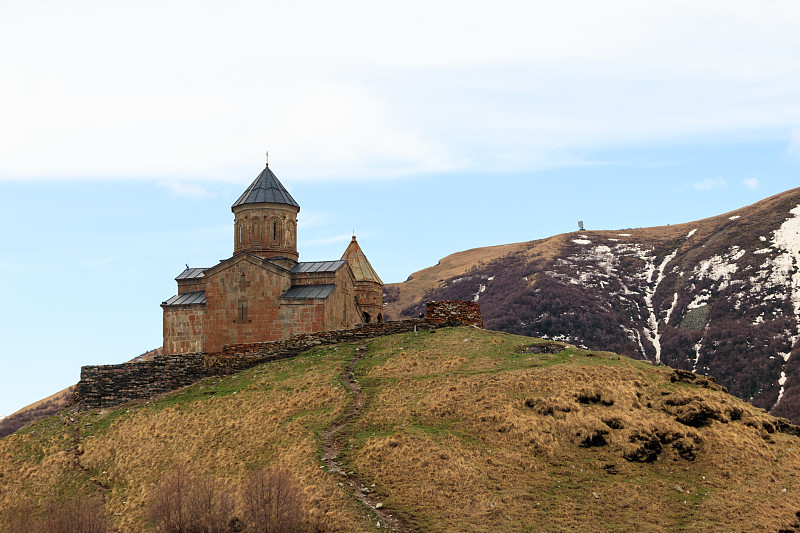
[291,260,346,273]
[280,284,336,299]
[162,290,206,306]
[232,165,299,209]
[341,236,382,284]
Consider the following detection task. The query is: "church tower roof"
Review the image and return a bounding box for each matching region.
[232,164,299,210]
[341,236,383,284]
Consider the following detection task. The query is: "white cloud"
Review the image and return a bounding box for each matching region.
[743,178,760,189]
[693,179,727,191]
[158,181,213,198]
[1,1,800,181]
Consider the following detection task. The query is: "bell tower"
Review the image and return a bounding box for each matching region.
[232,155,300,264]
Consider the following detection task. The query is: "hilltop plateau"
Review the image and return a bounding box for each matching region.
[387,188,800,423]
[3,328,800,532]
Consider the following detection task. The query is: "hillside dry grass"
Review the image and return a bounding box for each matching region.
[345,329,800,532]
[0,345,374,532]
[1,328,800,531]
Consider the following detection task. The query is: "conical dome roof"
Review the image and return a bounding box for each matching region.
[341,236,382,284]
[232,165,299,209]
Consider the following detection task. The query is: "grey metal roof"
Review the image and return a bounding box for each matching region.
[162,291,206,306]
[232,166,299,209]
[291,260,346,274]
[280,284,336,299]
[176,267,207,280]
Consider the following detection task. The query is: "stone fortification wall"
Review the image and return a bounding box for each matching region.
[425,300,483,328]
[70,301,480,410]
[69,355,209,409]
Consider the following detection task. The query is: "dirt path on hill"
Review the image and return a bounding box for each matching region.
[67,418,110,494]
[320,344,413,533]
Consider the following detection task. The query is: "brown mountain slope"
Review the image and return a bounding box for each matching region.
[3,328,800,532]
[386,188,800,423]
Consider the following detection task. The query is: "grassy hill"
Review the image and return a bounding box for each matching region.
[3,328,800,532]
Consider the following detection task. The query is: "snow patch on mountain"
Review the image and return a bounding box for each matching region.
[769,204,800,408]
[642,249,678,364]
[473,284,487,302]
[694,247,744,285]
[664,293,679,324]
[687,228,698,238]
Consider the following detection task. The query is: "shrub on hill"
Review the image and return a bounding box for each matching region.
[148,463,311,533]
[4,494,107,533]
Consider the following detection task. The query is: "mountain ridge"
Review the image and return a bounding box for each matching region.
[387,187,800,422]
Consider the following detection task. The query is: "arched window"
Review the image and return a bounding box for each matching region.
[363,312,371,324]
[270,217,282,246]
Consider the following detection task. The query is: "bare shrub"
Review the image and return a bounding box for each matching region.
[3,501,38,533]
[4,495,107,533]
[148,463,234,533]
[242,466,305,533]
[42,494,108,533]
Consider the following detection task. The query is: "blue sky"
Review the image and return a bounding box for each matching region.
[1,1,800,418]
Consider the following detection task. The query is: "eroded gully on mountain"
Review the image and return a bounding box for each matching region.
[320,344,413,532]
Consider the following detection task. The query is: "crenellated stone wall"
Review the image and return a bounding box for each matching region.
[69,301,481,410]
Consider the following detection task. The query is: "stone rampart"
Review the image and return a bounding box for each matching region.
[69,301,480,410]
[425,300,483,328]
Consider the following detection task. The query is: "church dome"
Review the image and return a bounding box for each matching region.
[232,164,299,210]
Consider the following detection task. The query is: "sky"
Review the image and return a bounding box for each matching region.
[1,0,800,419]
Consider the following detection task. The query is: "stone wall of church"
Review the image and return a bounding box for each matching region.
[277,300,326,338]
[355,280,384,322]
[233,203,299,261]
[163,305,206,354]
[177,277,205,295]
[203,259,293,353]
[326,267,363,329]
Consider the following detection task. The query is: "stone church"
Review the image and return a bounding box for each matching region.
[161,159,384,355]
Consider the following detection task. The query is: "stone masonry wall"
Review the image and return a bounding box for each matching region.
[69,301,481,410]
[425,300,483,328]
[163,305,206,355]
